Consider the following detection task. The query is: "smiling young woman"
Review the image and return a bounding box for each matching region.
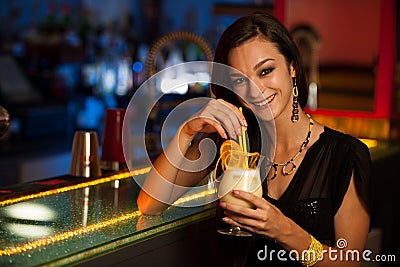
[138,12,372,267]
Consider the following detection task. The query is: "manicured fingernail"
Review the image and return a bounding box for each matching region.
[232,190,239,195]
[222,217,229,223]
[236,127,242,135]
[220,202,226,208]
[242,120,248,127]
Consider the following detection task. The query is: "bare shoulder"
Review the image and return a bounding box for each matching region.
[309,119,325,146]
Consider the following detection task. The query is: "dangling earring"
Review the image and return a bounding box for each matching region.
[291,77,299,123]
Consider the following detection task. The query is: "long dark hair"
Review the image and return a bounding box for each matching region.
[210,12,308,154]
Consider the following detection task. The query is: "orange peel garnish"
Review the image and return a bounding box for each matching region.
[213,140,260,181]
[220,140,243,170]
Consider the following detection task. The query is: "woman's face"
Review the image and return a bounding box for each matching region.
[228,37,296,122]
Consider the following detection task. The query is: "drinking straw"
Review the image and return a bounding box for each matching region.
[238,131,243,154]
[239,107,249,169]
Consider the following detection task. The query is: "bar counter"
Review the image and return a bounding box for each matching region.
[0,167,219,267]
[0,140,399,266]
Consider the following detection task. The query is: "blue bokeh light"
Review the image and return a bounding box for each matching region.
[132,61,143,73]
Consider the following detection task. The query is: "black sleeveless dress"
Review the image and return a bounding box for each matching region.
[217,127,373,266]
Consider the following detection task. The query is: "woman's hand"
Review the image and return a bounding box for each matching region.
[219,190,291,240]
[181,99,247,140]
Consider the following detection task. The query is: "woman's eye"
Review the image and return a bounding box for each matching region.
[260,68,273,76]
[232,77,247,85]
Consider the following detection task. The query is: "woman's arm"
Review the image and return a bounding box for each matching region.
[221,173,370,266]
[282,174,370,266]
[137,126,209,215]
[329,173,370,266]
[137,99,247,215]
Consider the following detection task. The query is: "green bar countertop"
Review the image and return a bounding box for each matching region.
[0,168,216,267]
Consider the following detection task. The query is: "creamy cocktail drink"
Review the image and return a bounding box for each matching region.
[215,126,264,236]
[218,167,262,208]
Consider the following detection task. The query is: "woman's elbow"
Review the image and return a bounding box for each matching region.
[137,191,165,216]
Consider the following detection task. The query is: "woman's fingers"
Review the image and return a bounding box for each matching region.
[183,98,247,140]
[216,99,247,136]
[217,99,247,127]
[229,190,267,210]
[219,190,290,239]
[208,99,246,139]
[183,116,226,139]
[219,191,276,223]
[200,117,228,139]
[221,216,262,236]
